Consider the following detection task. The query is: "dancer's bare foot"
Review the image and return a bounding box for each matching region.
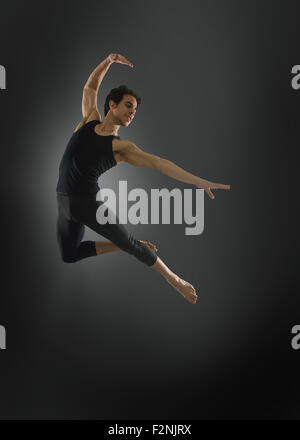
[167,275,198,305]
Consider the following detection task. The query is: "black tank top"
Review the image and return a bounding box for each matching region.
[56,120,120,195]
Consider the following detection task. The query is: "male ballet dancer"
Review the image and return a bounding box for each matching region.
[56,53,230,304]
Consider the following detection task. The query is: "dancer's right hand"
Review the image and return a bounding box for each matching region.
[108,53,134,67]
[195,177,230,200]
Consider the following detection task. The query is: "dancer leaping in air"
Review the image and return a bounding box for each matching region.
[56,53,230,305]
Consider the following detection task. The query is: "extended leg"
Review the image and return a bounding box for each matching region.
[62,195,197,304]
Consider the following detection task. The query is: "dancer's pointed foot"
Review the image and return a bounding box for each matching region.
[167,276,198,304]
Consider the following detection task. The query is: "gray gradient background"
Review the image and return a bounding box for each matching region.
[0,0,299,420]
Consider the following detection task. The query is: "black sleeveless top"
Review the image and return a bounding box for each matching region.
[56,120,120,195]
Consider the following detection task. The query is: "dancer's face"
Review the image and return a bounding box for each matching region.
[110,94,137,126]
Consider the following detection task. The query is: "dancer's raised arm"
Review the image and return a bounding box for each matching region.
[81,53,133,120]
[119,141,230,199]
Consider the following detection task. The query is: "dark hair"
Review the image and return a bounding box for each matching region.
[104,85,141,116]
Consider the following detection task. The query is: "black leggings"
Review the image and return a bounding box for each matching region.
[56,193,157,266]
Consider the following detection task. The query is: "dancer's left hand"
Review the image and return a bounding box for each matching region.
[108,53,134,67]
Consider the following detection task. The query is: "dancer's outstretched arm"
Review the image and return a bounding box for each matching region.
[118,142,230,200]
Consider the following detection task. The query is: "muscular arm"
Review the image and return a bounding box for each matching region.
[74,54,134,131]
[120,142,230,199]
[78,53,133,124]
[80,57,112,121]
[84,57,112,92]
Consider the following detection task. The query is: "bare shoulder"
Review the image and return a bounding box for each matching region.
[74,109,101,133]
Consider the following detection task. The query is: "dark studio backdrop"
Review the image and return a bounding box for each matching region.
[0,0,299,420]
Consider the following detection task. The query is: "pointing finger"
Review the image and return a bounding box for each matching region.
[218,184,230,190]
[211,183,230,190]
